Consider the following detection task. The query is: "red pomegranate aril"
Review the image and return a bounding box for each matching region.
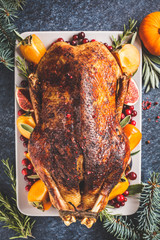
[20,135,27,142]
[82,38,89,44]
[27,163,33,170]
[22,168,29,176]
[120,202,125,206]
[18,109,25,116]
[114,203,120,208]
[73,34,78,40]
[128,172,137,180]
[130,120,136,126]
[131,110,137,117]
[23,141,28,148]
[121,113,125,120]
[91,39,96,42]
[57,38,64,42]
[109,199,115,206]
[21,80,28,87]
[129,105,134,111]
[70,40,78,46]
[116,194,125,202]
[124,197,127,202]
[123,190,129,196]
[107,46,113,51]
[78,32,85,39]
[125,109,132,116]
[22,158,30,166]
[25,185,31,191]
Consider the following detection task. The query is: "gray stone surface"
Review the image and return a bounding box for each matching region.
[0,0,160,239]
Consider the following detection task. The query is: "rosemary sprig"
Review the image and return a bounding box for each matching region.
[16,56,30,79]
[0,159,35,239]
[112,18,137,50]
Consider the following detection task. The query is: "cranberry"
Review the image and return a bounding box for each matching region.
[24,176,29,181]
[125,109,132,116]
[131,110,137,117]
[21,80,28,87]
[78,32,85,39]
[116,195,125,202]
[130,120,136,126]
[123,190,129,196]
[66,41,70,44]
[20,135,27,142]
[82,38,89,44]
[27,163,33,170]
[56,38,64,42]
[28,180,33,186]
[129,105,134,111]
[128,172,137,180]
[107,46,113,51]
[25,185,31,191]
[70,40,78,46]
[18,109,25,116]
[24,151,28,156]
[91,39,96,42]
[109,199,115,206]
[124,197,127,202]
[120,202,125,206]
[104,43,108,47]
[23,141,28,148]
[73,34,78,40]
[114,203,120,208]
[22,158,30,166]
[22,168,29,176]
[121,113,125,120]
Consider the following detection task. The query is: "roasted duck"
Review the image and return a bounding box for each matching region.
[28,41,130,228]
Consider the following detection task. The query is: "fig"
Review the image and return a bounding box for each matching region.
[124,78,139,105]
[113,44,140,76]
[16,87,33,112]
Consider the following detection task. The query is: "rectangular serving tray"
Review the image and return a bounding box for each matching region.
[15,31,142,216]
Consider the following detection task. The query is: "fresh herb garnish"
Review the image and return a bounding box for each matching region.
[16,56,30,79]
[131,150,140,156]
[21,123,34,133]
[120,115,131,128]
[128,184,144,195]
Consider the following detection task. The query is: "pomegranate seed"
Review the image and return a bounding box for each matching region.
[22,168,29,176]
[20,135,27,142]
[109,199,115,206]
[18,109,25,116]
[78,32,85,39]
[128,172,137,180]
[120,202,125,206]
[73,35,78,40]
[123,190,129,196]
[116,195,125,202]
[70,40,78,46]
[131,110,137,117]
[114,203,120,208]
[22,158,30,166]
[107,46,113,51]
[27,163,33,170]
[21,80,28,87]
[125,109,132,115]
[23,141,28,148]
[25,185,31,191]
[57,38,64,42]
[82,38,89,44]
[130,120,136,126]
[104,43,108,47]
[124,197,127,202]
[91,39,96,42]
[121,113,125,120]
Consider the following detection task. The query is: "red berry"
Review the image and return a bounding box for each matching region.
[22,158,30,166]
[82,38,89,44]
[66,41,70,44]
[24,176,28,181]
[23,141,28,148]
[57,38,64,42]
[128,105,134,111]
[123,190,129,196]
[130,120,136,126]
[70,40,78,46]
[28,180,33,186]
[21,80,28,87]
[121,113,125,120]
[114,203,120,208]
[120,202,125,206]
[22,168,29,176]
[24,151,28,156]
[109,199,115,206]
[20,135,27,142]
[91,39,96,42]
[27,163,33,170]
[131,110,137,117]
[104,43,108,47]
[124,197,127,202]
[25,185,31,191]
[73,34,78,40]
[116,195,125,202]
[128,172,137,180]
[107,46,113,51]
[18,109,25,116]
[78,32,85,39]
[125,109,132,115]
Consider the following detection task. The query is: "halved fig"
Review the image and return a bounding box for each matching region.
[16,87,33,112]
[124,78,139,105]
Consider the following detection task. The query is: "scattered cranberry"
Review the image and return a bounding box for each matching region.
[124,197,127,202]
[130,120,136,126]
[78,32,85,39]
[107,46,113,51]
[116,195,125,202]
[73,34,78,40]
[91,39,96,42]
[82,38,89,44]
[23,141,28,148]
[109,199,115,206]
[121,113,125,120]
[70,40,78,46]
[22,158,30,166]
[128,106,134,111]
[56,38,64,42]
[125,109,132,116]
[120,202,125,206]
[18,109,25,116]
[27,163,33,170]
[21,80,28,87]
[123,190,129,196]
[114,203,120,208]
[156,116,160,119]
[20,135,27,142]
[131,110,137,117]
[22,168,29,176]
[128,172,137,180]
[25,185,31,191]
[154,102,158,106]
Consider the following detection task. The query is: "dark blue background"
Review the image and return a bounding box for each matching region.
[0,0,160,239]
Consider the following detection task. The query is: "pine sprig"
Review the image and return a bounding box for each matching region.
[0,0,17,23]
[112,18,137,50]
[0,46,14,70]
[0,159,35,239]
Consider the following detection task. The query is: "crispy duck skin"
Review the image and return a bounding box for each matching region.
[28,41,130,228]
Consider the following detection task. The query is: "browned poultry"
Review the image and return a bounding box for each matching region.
[28,41,130,228]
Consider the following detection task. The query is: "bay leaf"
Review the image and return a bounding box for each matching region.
[21,123,34,133]
[120,115,131,128]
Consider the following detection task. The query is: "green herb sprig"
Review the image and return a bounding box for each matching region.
[0,159,35,239]
[16,56,30,79]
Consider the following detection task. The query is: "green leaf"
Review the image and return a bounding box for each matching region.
[27,175,39,179]
[128,184,144,195]
[20,124,34,133]
[120,115,131,128]
[131,150,140,156]
[149,55,160,65]
[130,31,137,45]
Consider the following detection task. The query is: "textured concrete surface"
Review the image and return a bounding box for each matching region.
[0,0,160,239]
